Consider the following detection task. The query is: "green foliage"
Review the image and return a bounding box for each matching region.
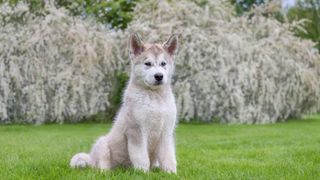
[230,0,284,20]
[0,0,139,29]
[1,115,320,178]
[106,72,129,121]
[23,72,129,124]
[287,0,320,50]
[230,0,265,15]
[0,0,44,13]
[192,0,209,7]
[55,0,139,29]
[80,72,128,123]
[229,0,320,50]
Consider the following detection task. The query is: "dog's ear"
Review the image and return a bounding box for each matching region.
[130,33,145,57]
[163,34,178,56]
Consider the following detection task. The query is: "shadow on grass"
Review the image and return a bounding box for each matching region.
[285,114,320,124]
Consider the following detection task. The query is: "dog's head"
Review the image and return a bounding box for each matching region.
[129,33,178,89]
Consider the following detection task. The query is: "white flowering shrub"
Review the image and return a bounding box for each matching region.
[127,0,320,123]
[0,3,126,124]
[1,1,319,124]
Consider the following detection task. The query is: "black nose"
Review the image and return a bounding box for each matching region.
[154,73,163,81]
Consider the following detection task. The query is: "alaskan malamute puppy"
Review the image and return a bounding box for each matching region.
[70,33,178,173]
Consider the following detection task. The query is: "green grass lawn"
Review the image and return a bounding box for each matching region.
[1,116,320,179]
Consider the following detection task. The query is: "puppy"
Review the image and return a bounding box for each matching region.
[70,33,178,173]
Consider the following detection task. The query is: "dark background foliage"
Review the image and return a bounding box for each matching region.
[230,0,265,14]
[0,0,139,29]
[287,0,320,50]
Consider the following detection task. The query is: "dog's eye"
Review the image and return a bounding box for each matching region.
[161,62,166,66]
[144,62,152,66]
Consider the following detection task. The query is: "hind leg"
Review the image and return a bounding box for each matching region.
[90,136,112,170]
[70,136,111,170]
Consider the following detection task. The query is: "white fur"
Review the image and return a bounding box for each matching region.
[70,34,178,173]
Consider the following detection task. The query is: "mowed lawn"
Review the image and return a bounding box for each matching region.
[1,116,320,179]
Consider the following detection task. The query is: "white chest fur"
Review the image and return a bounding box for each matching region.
[130,90,176,133]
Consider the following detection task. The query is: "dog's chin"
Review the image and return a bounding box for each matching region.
[144,80,164,89]
[154,81,163,86]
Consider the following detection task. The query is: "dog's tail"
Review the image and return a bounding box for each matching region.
[70,152,92,168]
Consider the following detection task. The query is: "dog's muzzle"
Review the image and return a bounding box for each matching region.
[154,73,163,85]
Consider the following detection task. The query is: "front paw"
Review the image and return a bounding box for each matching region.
[98,161,111,171]
[133,163,150,172]
[161,165,177,174]
[160,161,177,174]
